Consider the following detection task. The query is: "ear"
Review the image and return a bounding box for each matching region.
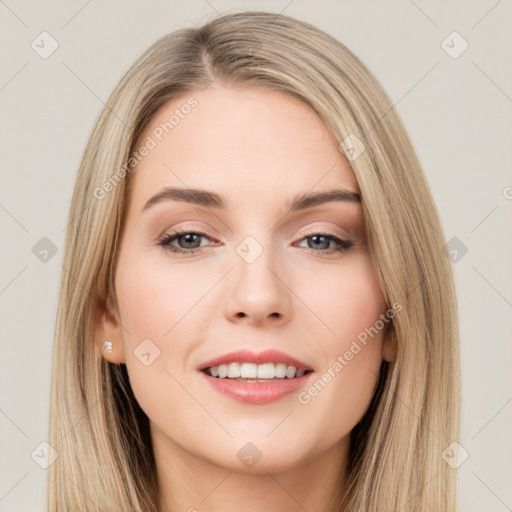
[382,324,397,363]
[94,294,126,364]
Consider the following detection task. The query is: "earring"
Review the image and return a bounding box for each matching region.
[102,292,113,354]
[102,340,113,353]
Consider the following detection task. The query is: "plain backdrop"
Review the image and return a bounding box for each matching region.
[1,1,511,510]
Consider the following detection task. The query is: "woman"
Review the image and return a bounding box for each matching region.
[47,11,460,512]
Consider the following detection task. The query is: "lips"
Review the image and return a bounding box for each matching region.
[198,349,313,372]
[198,349,314,404]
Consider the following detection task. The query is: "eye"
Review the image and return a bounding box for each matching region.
[295,232,354,255]
[157,228,216,254]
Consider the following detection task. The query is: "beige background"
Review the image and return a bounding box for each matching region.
[1,0,511,510]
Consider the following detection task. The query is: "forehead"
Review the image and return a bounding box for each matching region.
[127,85,359,212]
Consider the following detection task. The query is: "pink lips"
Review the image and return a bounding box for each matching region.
[198,349,313,372]
[198,349,314,405]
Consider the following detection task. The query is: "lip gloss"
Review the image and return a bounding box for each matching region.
[200,371,313,405]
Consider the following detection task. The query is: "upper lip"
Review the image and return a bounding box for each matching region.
[198,349,313,371]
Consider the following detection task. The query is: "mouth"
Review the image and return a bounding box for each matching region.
[202,362,314,381]
[198,349,314,404]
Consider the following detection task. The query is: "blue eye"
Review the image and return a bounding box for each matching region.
[296,232,354,254]
[157,229,353,255]
[157,228,213,254]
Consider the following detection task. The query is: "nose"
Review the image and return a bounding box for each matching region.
[224,244,292,326]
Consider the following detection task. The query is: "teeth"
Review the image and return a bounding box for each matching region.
[275,363,287,378]
[205,362,311,379]
[257,363,275,379]
[241,363,257,378]
[286,365,296,379]
[228,362,241,378]
[218,364,228,378]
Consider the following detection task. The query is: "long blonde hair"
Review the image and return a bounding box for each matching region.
[48,11,460,511]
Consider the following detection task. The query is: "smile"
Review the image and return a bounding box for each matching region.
[203,362,313,380]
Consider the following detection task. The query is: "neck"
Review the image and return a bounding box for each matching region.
[152,423,350,512]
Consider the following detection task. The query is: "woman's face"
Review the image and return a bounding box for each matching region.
[102,84,396,474]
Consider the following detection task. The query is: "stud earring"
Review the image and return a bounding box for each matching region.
[102,292,113,354]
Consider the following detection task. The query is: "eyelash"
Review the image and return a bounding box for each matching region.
[157,227,354,256]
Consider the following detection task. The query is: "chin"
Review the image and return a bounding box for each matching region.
[199,435,315,475]
[213,451,308,475]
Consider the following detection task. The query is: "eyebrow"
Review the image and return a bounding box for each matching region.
[142,186,361,213]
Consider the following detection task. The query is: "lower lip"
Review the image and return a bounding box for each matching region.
[200,371,313,405]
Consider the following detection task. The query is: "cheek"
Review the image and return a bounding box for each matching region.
[113,244,225,396]
[303,255,386,343]
[113,254,202,431]
[115,250,210,347]
[295,257,387,427]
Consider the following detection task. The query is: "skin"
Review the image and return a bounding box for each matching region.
[95,83,397,512]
